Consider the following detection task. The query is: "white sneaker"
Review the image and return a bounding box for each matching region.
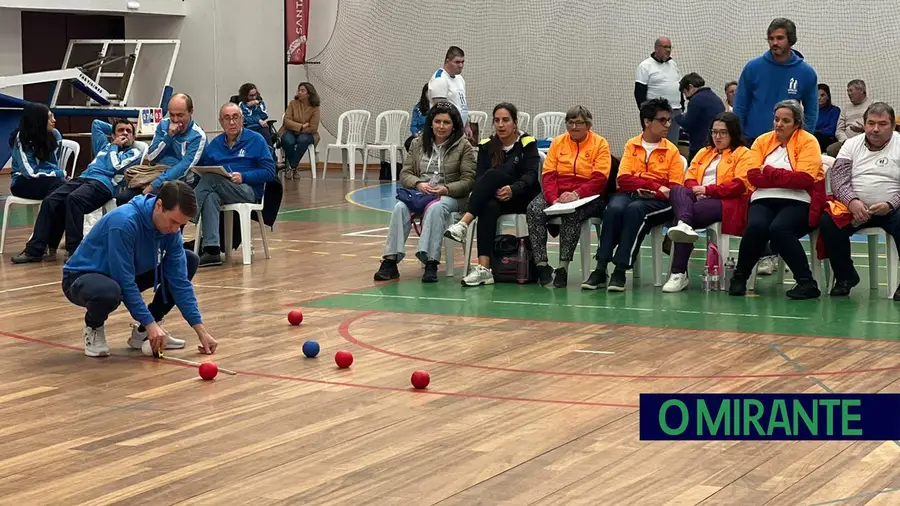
[462,264,495,287]
[127,322,185,350]
[444,222,468,243]
[757,256,777,275]
[662,273,690,293]
[667,221,699,244]
[84,326,110,357]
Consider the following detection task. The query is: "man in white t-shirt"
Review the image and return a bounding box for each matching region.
[428,46,471,139]
[635,37,683,145]
[820,102,900,299]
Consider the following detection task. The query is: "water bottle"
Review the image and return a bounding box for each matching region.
[709,264,721,292]
[723,257,736,291]
[701,266,711,292]
[516,237,528,284]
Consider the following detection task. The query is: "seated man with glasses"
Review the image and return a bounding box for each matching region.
[191,102,276,267]
[583,98,685,292]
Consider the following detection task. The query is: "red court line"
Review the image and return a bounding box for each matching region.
[339,311,900,380]
[0,329,635,409]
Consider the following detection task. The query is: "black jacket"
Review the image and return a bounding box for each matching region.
[475,133,541,201]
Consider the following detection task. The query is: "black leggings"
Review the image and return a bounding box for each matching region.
[735,198,812,281]
[467,169,531,258]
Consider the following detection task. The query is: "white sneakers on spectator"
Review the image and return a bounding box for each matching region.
[462,264,494,287]
[662,272,690,293]
[127,322,186,350]
[444,222,468,243]
[667,221,698,244]
[757,256,778,275]
[84,326,109,357]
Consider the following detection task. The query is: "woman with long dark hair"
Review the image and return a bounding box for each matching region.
[278,82,321,178]
[374,102,475,282]
[238,82,271,145]
[8,103,65,199]
[663,111,753,292]
[814,83,840,152]
[444,102,541,287]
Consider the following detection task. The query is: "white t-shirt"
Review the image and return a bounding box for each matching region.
[702,155,721,186]
[837,132,900,206]
[428,68,468,124]
[641,140,660,162]
[751,146,810,203]
[636,56,682,110]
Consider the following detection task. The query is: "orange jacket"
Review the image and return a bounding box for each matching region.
[747,129,825,227]
[684,146,754,235]
[541,130,612,204]
[616,135,685,199]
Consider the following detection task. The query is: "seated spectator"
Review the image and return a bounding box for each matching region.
[373,102,475,282]
[663,112,753,292]
[524,105,611,288]
[584,98,684,292]
[406,84,429,152]
[819,102,900,299]
[8,103,65,200]
[191,103,276,267]
[11,119,142,263]
[116,93,206,206]
[826,79,872,157]
[724,81,737,112]
[443,103,541,287]
[814,84,840,152]
[674,73,725,162]
[278,82,320,179]
[729,100,825,299]
[237,82,272,145]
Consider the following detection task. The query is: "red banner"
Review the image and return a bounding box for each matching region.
[285,0,310,64]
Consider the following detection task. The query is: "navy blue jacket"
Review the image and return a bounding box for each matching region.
[674,87,725,156]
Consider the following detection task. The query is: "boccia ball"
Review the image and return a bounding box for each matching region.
[198,362,218,380]
[288,310,304,325]
[334,350,353,368]
[411,370,430,389]
[302,340,320,358]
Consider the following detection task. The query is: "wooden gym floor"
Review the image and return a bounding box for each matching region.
[1,172,899,505]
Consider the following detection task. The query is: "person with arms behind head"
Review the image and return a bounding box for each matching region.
[8,102,65,200]
[11,119,142,263]
[62,181,216,358]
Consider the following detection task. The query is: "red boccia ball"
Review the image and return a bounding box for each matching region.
[411,370,430,389]
[334,350,354,368]
[288,310,304,325]
[199,362,218,380]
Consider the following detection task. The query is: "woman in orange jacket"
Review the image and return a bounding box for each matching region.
[729,100,825,299]
[663,112,752,292]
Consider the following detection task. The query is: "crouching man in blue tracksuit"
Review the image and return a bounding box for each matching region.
[62,181,218,357]
[193,102,276,267]
[116,93,207,206]
[11,119,143,263]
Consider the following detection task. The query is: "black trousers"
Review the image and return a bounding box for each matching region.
[62,250,200,329]
[10,176,66,200]
[25,178,112,256]
[595,193,672,270]
[819,208,900,283]
[735,198,812,280]
[467,169,532,258]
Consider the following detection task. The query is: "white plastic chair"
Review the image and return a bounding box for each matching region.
[362,110,408,182]
[821,228,899,298]
[193,187,271,265]
[460,214,529,277]
[1,139,80,254]
[468,111,489,138]
[518,112,531,135]
[322,110,370,180]
[634,155,688,287]
[532,112,566,141]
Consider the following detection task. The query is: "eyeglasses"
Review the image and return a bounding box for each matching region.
[221,115,242,124]
[566,120,587,127]
[654,117,672,125]
[711,129,729,137]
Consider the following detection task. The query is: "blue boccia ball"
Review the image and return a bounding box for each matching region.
[302,340,320,358]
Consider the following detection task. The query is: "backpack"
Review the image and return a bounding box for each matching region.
[490,234,538,284]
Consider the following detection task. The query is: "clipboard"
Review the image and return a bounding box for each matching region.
[191,166,231,178]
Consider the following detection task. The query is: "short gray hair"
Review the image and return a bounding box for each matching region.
[774,99,804,128]
[565,105,593,125]
[847,79,867,93]
[219,102,242,117]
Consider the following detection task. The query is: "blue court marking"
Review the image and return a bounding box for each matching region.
[345,185,885,243]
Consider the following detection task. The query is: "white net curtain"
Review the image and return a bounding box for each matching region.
[307,0,899,154]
